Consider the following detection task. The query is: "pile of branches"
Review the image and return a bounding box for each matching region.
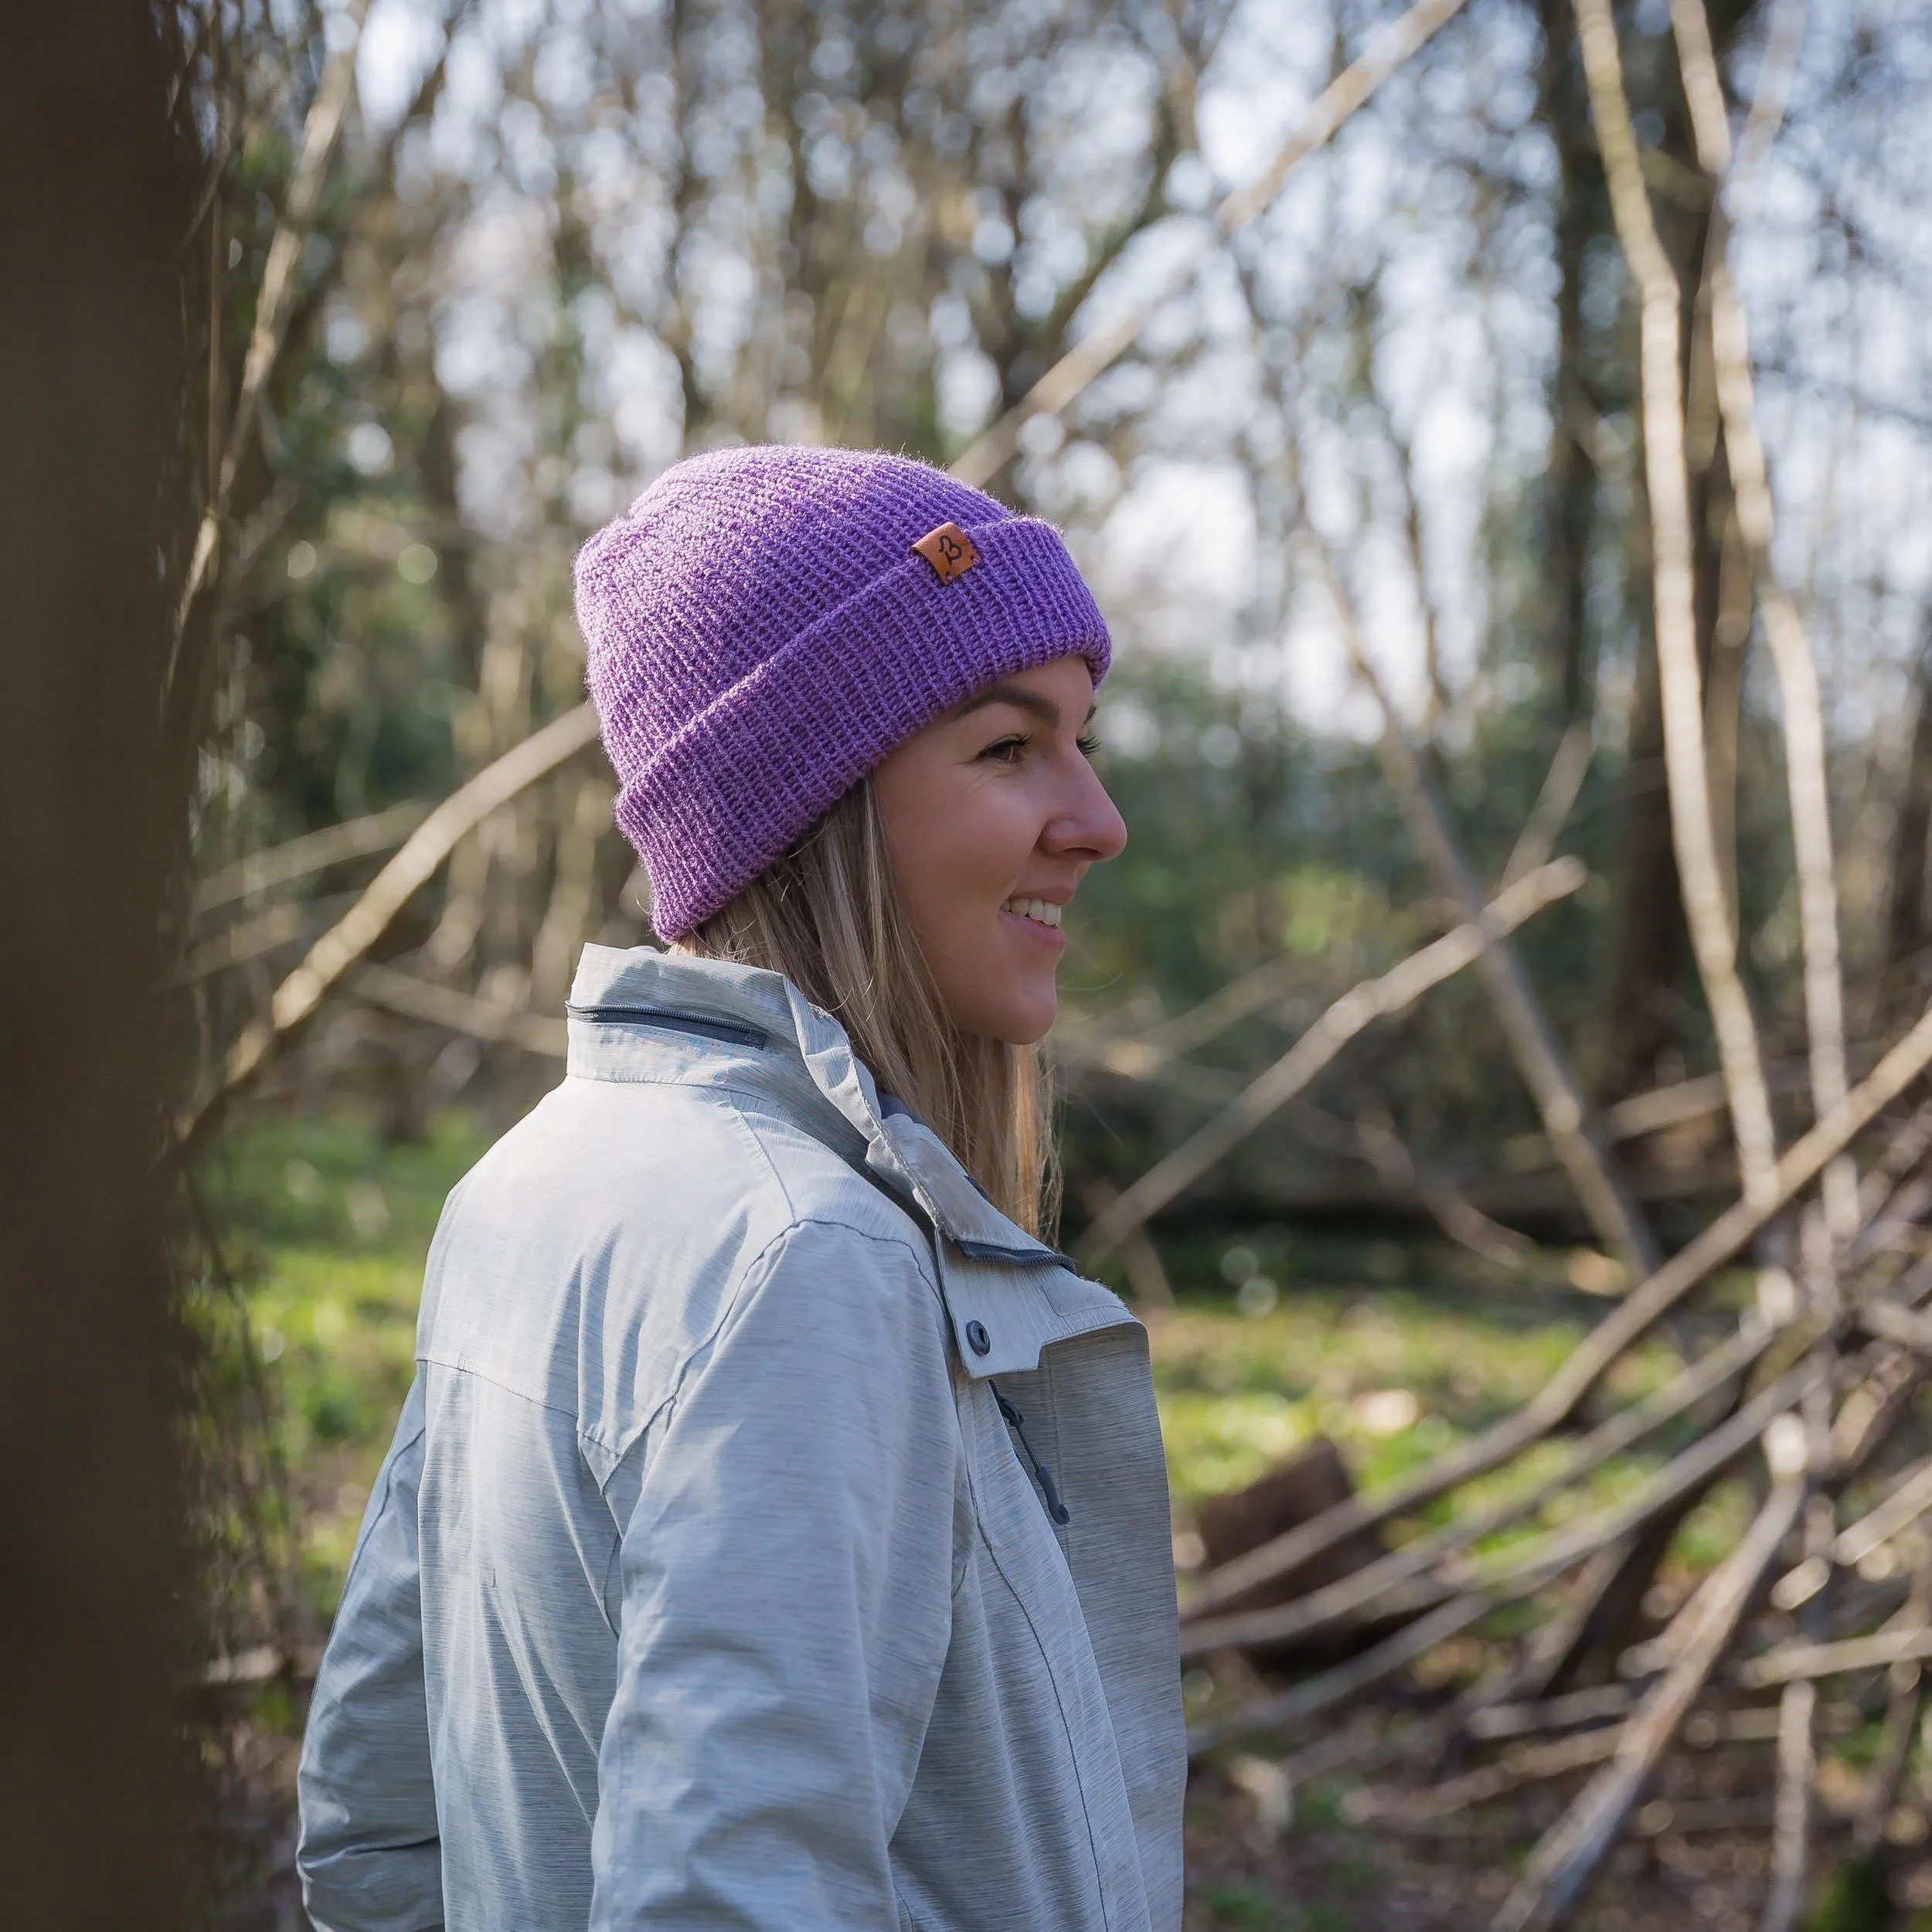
[1176,1070,1932,1929]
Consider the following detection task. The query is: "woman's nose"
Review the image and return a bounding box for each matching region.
[1045,760,1128,863]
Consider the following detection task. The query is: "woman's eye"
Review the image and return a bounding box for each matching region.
[1076,731,1100,758]
[979,735,1027,764]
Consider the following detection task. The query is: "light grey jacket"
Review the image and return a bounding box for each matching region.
[297,945,1185,1932]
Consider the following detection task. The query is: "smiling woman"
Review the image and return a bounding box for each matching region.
[297,446,1185,1932]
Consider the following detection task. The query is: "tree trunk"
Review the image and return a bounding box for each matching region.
[1597,0,1757,1101]
[1886,617,1932,1012]
[0,3,199,1924]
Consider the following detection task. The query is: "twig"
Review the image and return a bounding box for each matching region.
[947,0,1475,487]
[179,702,600,1143]
[1495,1464,1808,1931]
[1575,0,1780,1205]
[1736,0,1809,178]
[1503,720,1597,887]
[1838,1460,1932,1569]
[1188,1596,1491,1759]
[1762,1679,1818,1932]
[1346,1725,1622,1825]
[1068,955,1297,1080]
[348,964,567,1058]
[1178,998,1932,1622]
[1082,1181,1176,1311]
[1076,858,1586,1265]
[1326,555,1659,1276]
[193,798,431,913]
[1468,1684,1637,1743]
[1352,1114,1537,1270]
[1853,1301,1932,1362]
[168,1,367,685]
[1761,1475,1834,1932]
[1740,1624,1932,1689]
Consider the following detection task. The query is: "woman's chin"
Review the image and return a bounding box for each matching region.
[953,980,1059,1047]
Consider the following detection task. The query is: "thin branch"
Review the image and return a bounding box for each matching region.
[1574,0,1781,1204]
[168,0,368,685]
[348,964,567,1058]
[178,702,600,1144]
[1736,0,1809,179]
[1740,1624,1932,1689]
[1076,858,1587,1264]
[1328,556,1659,1275]
[947,0,1475,487]
[1503,720,1597,887]
[1672,0,1855,1233]
[192,798,432,913]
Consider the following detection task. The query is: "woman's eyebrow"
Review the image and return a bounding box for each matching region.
[949,682,1063,727]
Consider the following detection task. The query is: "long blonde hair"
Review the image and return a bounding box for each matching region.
[675,777,1056,1236]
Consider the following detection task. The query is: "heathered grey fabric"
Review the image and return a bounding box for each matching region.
[297,946,1185,1932]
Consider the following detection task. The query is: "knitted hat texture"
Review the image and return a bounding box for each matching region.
[574,444,1111,940]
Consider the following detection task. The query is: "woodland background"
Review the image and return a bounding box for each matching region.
[9,0,1932,1924]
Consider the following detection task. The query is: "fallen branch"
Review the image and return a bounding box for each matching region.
[1077,857,1584,1265]
[1186,1355,1828,1749]
[1345,1724,1621,1825]
[1739,1624,1932,1689]
[1495,1458,1808,1931]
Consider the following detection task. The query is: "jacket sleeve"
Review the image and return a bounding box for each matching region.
[297,1372,444,1932]
[591,1217,963,1932]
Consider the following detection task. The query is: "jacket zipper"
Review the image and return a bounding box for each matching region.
[989,1382,1071,1526]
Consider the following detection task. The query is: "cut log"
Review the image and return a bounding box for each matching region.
[1189,1437,1391,1667]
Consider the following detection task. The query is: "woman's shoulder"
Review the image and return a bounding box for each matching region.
[427,1073,935,1336]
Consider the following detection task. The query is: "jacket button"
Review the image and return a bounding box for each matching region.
[965,1319,992,1356]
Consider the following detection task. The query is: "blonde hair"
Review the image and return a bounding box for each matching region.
[675,777,1056,1236]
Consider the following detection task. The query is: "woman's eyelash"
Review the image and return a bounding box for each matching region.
[979,729,1100,760]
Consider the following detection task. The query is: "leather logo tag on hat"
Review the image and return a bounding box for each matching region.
[912,521,979,584]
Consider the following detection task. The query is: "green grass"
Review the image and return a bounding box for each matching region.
[208,1110,1748,1616]
[202,1109,490,1609]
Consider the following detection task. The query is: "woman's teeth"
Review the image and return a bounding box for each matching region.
[1004,897,1063,929]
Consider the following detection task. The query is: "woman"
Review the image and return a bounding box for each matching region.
[297,445,1185,1932]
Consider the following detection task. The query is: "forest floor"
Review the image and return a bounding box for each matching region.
[201,1107,1915,1930]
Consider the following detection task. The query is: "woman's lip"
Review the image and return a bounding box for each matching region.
[999,905,1068,947]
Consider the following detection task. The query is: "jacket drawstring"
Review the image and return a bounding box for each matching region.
[989,1383,1071,1526]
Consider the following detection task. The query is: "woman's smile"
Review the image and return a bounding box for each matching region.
[998,895,1069,946]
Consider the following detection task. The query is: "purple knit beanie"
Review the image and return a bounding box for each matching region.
[574,444,1111,940]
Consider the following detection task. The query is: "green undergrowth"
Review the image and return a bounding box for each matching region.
[206,1107,1754,1619]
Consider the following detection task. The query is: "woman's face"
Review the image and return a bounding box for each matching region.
[872,653,1127,1045]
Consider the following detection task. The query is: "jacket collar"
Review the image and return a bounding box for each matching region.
[565,944,1079,1277]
